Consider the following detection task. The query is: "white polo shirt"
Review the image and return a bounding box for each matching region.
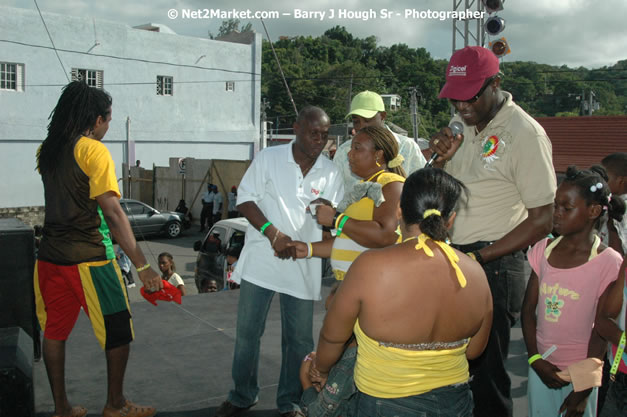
[232,143,344,300]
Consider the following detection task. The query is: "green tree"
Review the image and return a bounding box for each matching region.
[209,19,252,39]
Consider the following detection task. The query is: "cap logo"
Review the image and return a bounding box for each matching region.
[448,65,467,77]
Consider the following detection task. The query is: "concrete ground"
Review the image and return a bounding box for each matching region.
[33,230,530,417]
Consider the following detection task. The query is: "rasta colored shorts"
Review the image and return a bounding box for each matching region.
[34,259,134,350]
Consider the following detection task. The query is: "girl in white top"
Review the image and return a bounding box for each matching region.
[158,252,186,296]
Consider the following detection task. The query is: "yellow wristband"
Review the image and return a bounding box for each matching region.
[136,263,150,272]
[307,242,313,259]
[528,354,542,366]
[467,252,477,261]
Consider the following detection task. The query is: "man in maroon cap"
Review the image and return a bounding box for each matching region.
[429,46,557,417]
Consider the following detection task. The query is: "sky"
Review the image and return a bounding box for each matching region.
[6,0,627,69]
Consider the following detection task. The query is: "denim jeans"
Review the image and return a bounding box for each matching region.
[599,374,627,417]
[357,383,473,417]
[227,279,314,413]
[453,242,525,417]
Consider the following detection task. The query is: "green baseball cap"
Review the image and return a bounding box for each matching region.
[346,91,385,119]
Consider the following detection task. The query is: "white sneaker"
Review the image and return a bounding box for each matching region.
[127,283,136,288]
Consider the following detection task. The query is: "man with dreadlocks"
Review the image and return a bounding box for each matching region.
[35,81,159,417]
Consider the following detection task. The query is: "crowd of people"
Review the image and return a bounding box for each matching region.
[34,45,626,417]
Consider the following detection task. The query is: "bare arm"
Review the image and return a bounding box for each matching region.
[595,257,627,345]
[177,284,187,297]
[96,192,161,291]
[479,204,553,263]
[315,258,364,374]
[316,181,402,249]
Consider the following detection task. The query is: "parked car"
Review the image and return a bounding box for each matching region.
[120,199,188,239]
[193,217,248,293]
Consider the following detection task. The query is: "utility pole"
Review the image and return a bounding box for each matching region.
[409,87,421,143]
[345,73,353,142]
[260,98,270,150]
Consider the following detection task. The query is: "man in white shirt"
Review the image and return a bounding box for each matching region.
[212,185,224,224]
[200,184,215,231]
[333,90,427,192]
[214,106,344,417]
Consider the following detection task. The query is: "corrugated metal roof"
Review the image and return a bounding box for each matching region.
[535,116,627,173]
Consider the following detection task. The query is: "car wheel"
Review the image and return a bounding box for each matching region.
[166,221,182,238]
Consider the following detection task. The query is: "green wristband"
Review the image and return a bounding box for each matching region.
[260,221,272,235]
[337,215,349,237]
[528,354,542,366]
[610,331,626,380]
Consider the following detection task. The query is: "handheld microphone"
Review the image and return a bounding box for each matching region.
[425,121,464,167]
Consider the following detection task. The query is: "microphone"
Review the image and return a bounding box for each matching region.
[425,121,464,167]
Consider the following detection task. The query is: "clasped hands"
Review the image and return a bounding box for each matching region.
[273,198,335,260]
[299,351,329,392]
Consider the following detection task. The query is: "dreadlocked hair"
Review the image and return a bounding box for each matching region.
[564,165,624,225]
[357,126,406,178]
[37,81,112,175]
[400,168,467,242]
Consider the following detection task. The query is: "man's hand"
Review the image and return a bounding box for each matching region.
[429,126,464,166]
[559,389,591,417]
[531,359,569,389]
[272,231,297,259]
[138,267,162,293]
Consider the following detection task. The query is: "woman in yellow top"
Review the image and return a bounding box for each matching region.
[312,168,493,416]
[291,125,406,280]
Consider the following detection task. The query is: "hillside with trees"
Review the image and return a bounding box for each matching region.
[255,25,626,137]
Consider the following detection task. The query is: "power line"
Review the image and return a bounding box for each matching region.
[0,39,260,77]
[32,0,69,82]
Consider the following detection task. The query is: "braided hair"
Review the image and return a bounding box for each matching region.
[37,81,112,175]
[563,166,624,227]
[400,168,467,241]
[357,126,406,178]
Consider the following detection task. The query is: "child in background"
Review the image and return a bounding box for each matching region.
[601,153,627,255]
[521,166,623,417]
[226,246,242,290]
[158,252,186,296]
[116,246,135,288]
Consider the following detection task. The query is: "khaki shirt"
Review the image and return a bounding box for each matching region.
[446,92,557,245]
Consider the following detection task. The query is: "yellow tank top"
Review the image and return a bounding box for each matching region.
[330,172,405,280]
[353,320,469,398]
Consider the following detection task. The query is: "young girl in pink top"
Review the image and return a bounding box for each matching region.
[522,166,623,417]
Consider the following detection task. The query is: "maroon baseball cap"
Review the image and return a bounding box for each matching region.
[438,46,500,101]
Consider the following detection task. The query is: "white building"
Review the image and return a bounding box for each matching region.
[0,6,262,208]
[381,94,402,111]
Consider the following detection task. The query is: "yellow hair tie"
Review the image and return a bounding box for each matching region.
[387,154,405,168]
[423,209,441,219]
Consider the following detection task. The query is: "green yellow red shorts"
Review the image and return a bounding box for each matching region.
[34,259,134,350]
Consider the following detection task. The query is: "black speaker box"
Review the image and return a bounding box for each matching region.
[0,218,36,342]
[0,327,34,417]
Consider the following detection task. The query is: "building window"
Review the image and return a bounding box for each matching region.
[157,76,173,96]
[71,68,103,88]
[226,81,235,92]
[0,62,25,92]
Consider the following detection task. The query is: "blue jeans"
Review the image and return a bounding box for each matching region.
[357,384,473,417]
[227,279,314,413]
[453,242,525,417]
[599,372,627,417]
